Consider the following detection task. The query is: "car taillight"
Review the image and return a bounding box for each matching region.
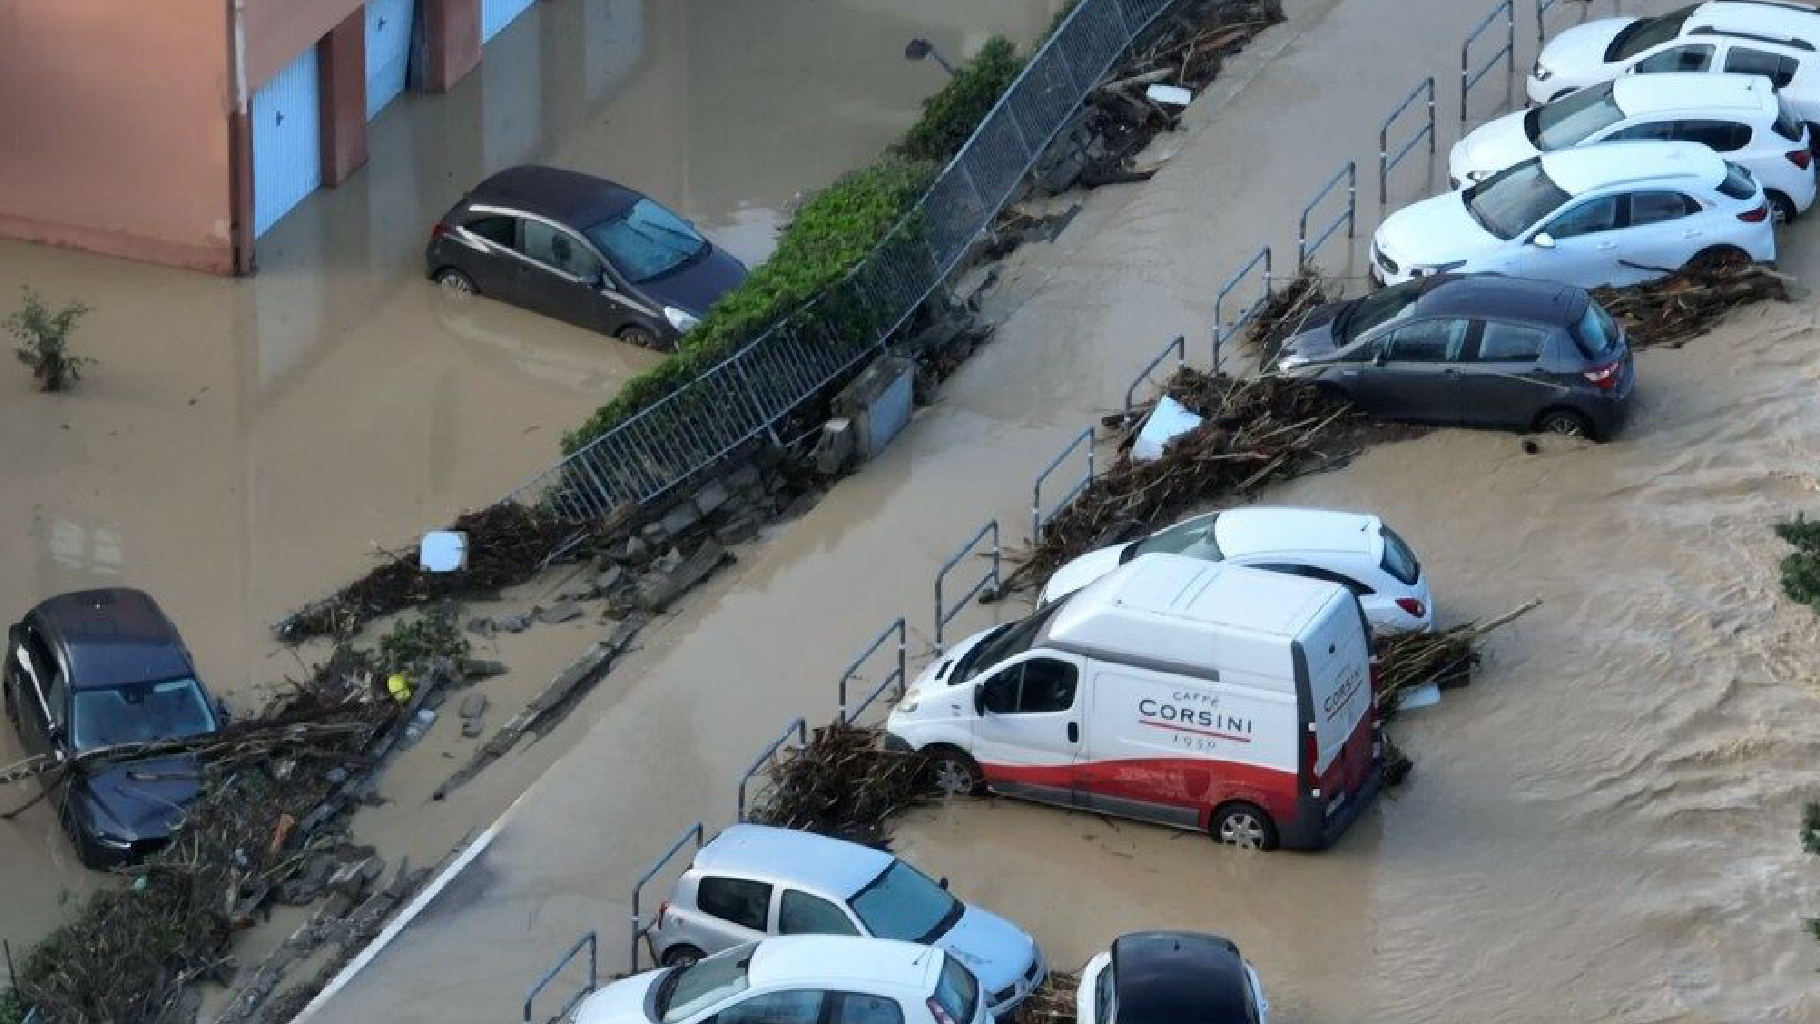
[1395,597,1426,618]
[657,900,670,928]
[430,222,450,240]
[1738,202,1769,222]
[1788,149,1813,169]
[927,998,960,1024]
[1303,727,1319,773]
[1582,360,1621,391]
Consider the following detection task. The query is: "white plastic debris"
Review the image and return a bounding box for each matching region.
[420,530,468,573]
[1396,683,1442,711]
[1145,83,1193,107]
[1131,396,1205,462]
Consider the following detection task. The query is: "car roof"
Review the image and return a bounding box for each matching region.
[1612,71,1775,116]
[465,165,642,227]
[30,589,194,689]
[1539,140,1725,194]
[749,936,939,990]
[1111,931,1252,1024]
[694,824,892,897]
[1212,507,1382,559]
[1410,274,1589,325]
[1691,1,1820,43]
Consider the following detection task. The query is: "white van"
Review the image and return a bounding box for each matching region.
[885,555,1380,851]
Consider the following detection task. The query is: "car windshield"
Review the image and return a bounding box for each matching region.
[953,598,1071,685]
[584,198,705,283]
[1570,301,1622,360]
[849,861,962,942]
[1526,82,1624,149]
[655,943,754,1022]
[1380,527,1421,586]
[1605,7,1695,62]
[69,677,215,751]
[1464,159,1570,240]
[1334,280,1424,342]
[932,955,981,1024]
[1125,513,1224,562]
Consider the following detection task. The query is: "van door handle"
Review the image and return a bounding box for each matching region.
[1067,722,1079,743]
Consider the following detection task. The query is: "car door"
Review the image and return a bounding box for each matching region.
[777,888,862,938]
[707,988,827,1024]
[1616,189,1705,283]
[452,213,522,298]
[1335,317,1473,423]
[969,654,1085,806]
[829,991,907,1024]
[517,218,621,333]
[1526,193,1623,286]
[688,875,774,952]
[1722,45,1801,90]
[12,626,62,760]
[1452,319,1555,429]
[1629,42,1714,76]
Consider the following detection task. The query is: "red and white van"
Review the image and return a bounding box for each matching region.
[885,554,1380,850]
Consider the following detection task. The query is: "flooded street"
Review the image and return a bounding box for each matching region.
[0,0,1066,958]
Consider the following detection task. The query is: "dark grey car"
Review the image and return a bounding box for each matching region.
[425,165,747,350]
[1270,273,1635,439]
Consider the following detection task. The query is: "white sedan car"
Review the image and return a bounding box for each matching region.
[1371,141,1775,289]
[572,936,990,1024]
[1453,73,1815,221]
[1038,506,1433,634]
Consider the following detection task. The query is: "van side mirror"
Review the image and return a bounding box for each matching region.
[1530,231,1556,249]
[938,876,949,890]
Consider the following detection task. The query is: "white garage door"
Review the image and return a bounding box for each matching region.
[252,48,323,238]
[482,0,538,43]
[366,0,415,119]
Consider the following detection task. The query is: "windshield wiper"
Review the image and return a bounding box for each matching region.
[916,897,966,944]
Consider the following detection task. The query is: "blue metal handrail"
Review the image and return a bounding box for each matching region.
[1461,0,1516,126]
[524,932,598,1024]
[736,718,807,822]
[934,520,1002,650]
[627,822,707,973]
[1212,246,1272,372]
[1378,77,1436,206]
[1031,427,1096,543]
[1123,335,1187,412]
[1297,162,1357,270]
[839,618,909,723]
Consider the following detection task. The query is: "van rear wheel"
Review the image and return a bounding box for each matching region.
[1211,803,1278,851]
[922,747,983,797]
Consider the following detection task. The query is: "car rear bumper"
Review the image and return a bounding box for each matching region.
[1279,750,1381,851]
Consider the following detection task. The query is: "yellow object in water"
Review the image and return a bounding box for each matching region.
[387,673,412,702]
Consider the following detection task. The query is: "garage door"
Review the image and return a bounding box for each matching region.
[482,0,538,43]
[252,48,323,238]
[366,0,415,119]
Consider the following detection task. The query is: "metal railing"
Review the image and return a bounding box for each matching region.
[1378,78,1436,206]
[627,822,706,972]
[1535,0,1562,42]
[501,0,1193,523]
[1031,427,1096,542]
[735,718,807,822]
[934,519,1002,650]
[838,618,909,724]
[1297,162,1357,270]
[1211,246,1272,372]
[524,932,598,1024]
[1123,335,1186,411]
[1461,0,1516,127]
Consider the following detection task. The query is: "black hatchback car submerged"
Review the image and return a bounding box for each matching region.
[1270,273,1635,439]
[4,589,220,867]
[426,165,748,350]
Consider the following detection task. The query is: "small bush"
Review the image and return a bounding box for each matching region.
[6,288,93,392]
[1773,516,1820,610]
[897,37,1026,163]
[376,604,469,679]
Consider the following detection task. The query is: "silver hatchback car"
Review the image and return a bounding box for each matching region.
[646,825,1047,1018]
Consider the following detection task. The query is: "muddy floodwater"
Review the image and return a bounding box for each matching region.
[0,0,1066,960]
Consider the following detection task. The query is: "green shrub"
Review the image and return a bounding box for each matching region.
[1774,516,1820,610]
[6,287,93,392]
[897,37,1026,163]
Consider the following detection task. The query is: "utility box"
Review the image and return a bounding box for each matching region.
[830,355,915,462]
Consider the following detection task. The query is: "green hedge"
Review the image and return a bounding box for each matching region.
[563,32,1037,455]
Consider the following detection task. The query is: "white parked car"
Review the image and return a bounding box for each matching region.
[1455,72,1815,221]
[1371,141,1775,289]
[1527,0,1820,119]
[1038,506,1432,634]
[571,936,991,1024]
[645,824,1045,1017]
[1077,932,1269,1024]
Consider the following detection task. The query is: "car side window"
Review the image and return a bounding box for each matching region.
[521,220,604,280]
[1473,321,1550,362]
[23,632,65,728]
[1724,47,1799,88]
[1543,196,1620,239]
[1628,190,1697,227]
[1634,43,1712,74]
[463,216,516,247]
[1094,966,1115,1024]
[1381,319,1469,362]
[696,877,772,931]
[1250,563,1376,596]
[1670,119,1750,152]
[832,992,905,1024]
[982,659,1079,714]
[715,990,825,1024]
[778,890,858,936]
[1603,120,1672,142]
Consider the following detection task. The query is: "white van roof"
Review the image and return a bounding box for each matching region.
[1042,554,1347,671]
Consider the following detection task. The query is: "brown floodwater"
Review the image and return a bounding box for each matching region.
[0,0,1067,964]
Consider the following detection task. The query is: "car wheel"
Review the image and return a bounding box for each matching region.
[616,325,661,350]
[435,268,477,295]
[661,944,704,968]
[1211,802,1278,851]
[922,747,983,797]
[1684,246,1751,274]
[1534,408,1593,439]
[1768,190,1798,225]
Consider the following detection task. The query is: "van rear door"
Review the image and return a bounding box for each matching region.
[1300,593,1372,778]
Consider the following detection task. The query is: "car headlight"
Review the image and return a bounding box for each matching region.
[1411,260,1467,277]
[896,697,919,713]
[662,306,699,332]
[1532,62,1552,81]
[1273,352,1311,371]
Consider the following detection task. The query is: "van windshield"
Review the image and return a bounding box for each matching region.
[953,598,1071,686]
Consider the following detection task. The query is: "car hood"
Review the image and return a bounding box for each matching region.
[72,755,203,842]
[571,972,660,1024]
[933,906,1038,994]
[1450,110,1539,182]
[899,627,999,705]
[1374,193,1504,270]
[1537,18,1630,84]
[1272,300,1347,366]
[1038,545,1130,605]
[638,246,748,318]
